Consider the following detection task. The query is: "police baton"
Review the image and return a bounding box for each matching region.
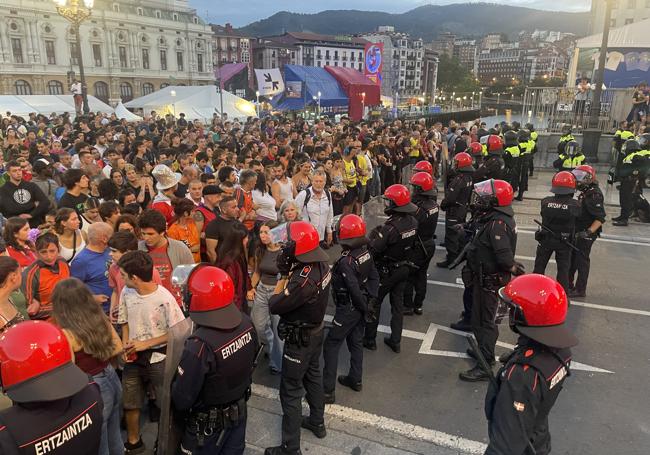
[467,335,497,388]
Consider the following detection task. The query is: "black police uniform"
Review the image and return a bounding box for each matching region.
[404,193,439,313]
[172,318,258,454]
[533,195,580,292]
[473,155,506,183]
[323,246,379,394]
[569,183,606,296]
[364,212,418,350]
[485,338,572,455]
[503,132,521,193]
[439,172,473,265]
[0,383,103,455]
[466,207,517,364]
[269,261,331,453]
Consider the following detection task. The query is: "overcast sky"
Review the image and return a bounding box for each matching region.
[190,0,591,27]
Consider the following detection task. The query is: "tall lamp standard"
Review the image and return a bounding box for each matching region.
[361,92,366,119]
[256,90,260,117]
[317,91,321,118]
[54,0,93,115]
[170,89,177,118]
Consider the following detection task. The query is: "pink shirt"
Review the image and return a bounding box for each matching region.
[108,262,162,322]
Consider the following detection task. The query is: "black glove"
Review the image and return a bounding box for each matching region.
[512,262,525,276]
[276,243,296,277]
[575,230,590,240]
[364,297,378,324]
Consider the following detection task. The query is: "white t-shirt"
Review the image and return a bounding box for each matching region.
[117,284,186,362]
[252,189,277,221]
[71,82,82,95]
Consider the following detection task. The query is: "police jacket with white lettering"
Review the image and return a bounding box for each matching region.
[332,246,380,313]
[484,337,572,455]
[269,261,331,325]
[369,214,418,264]
[412,195,439,242]
[576,184,606,234]
[0,382,102,455]
[172,317,258,412]
[441,172,473,222]
[540,195,580,238]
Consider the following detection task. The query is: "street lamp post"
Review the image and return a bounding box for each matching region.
[361,92,366,119]
[582,0,614,162]
[317,91,321,118]
[170,89,177,118]
[53,0,93,116]
[256,90,260,117]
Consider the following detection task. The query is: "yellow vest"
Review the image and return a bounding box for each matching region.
[409,137,421,158]
[623,149,650,164]
[530,131,538,142]
[343,159,357,188]
[357,154,370,185]
[505,146,520,158]
[561,154,585,169]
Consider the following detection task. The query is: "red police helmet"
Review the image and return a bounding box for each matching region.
[410,171,435,192]
[289,221,329,263]
[454,152,474,169]
[0,321,89,403]
[572,164,595,189]
[486,135,503,153]
[413,160,433,175]
[188,265,242,330]
[338,214,367,240]
[551,171,577,195]
[498,274,578,348]
[468,142,483,156]
[492,179,514,206]
[384,184,417,213]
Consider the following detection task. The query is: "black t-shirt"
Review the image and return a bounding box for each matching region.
[205,215,241,242]
[126,182,151,208]
[58,191,88,213]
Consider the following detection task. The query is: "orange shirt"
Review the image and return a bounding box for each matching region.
[23,259,71,320]
[167,219,201,263]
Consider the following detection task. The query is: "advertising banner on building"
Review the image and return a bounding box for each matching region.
[364,43,383,86]
[255,68,285,96]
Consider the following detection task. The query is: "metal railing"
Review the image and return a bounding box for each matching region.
[521,86,634,133]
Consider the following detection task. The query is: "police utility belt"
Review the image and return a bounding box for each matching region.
[376,258,418,274]
[188,395,248,447]
[535,230,572,242]
[277,320,323,347]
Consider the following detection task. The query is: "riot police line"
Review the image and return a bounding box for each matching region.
[3,131,644,455]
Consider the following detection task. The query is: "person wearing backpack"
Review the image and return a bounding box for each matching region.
[294,170,334,247]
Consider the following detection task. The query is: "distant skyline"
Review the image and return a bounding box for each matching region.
[190,0,591,27]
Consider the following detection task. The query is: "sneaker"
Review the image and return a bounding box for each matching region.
[383,337,401,353]
[124,438,146,455]
[301,417,327,439]
[459,365,492,382]
[338,375,362,392]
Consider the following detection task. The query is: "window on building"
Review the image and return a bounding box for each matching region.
[160,83,169,89]
[334,62,338,66]
[46,80,63,95]
[193,17,199,24]
[120,82,133,101]
[70,42,79,65]
[173,13,179,21]
[317,61,321,67]
[610,18,617,27]
[142,82,154,95]
[358,52,362,60]
[156,10,162,19]
[94,81,109,103]
[358,63,362,71]
[343,62,346,68]
[137,7,143,15]
[325,61,330,66]
[142,48,150,69]
[11,38,23,64]
[119,46,127,67]
[160,49,167,70]
[197,53,203,72]
[625,18,634,24]
[628,0,636,7]
[112,3,119,12]
[92,44,102,66]
[242,51,250,63]
[41,40,56,65]
[15,80,31,95]
[177,52,184,71]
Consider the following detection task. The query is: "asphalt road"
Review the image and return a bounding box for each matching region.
[252,197,650,455]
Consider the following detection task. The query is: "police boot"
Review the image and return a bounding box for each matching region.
[265,446,303,455]
[403,307,415,316]
[612,219,629,226]
[466,347,495,366]
[363,339,377,350]
[413,307,423,315]
[436,259,451,268]
[450,318,472,332]
[338,375,363,392]
[301,417,327,439]
[384,337,401,353]
[459,364,492,382]
[324,391,336,404]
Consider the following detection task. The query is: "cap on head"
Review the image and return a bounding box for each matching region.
[551,171,577,195]
[0,321,89,403]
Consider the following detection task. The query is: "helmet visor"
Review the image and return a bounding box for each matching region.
[269,222,290,245]
[571,169,591,184]
[497,286,526,326]
[473,179,495,197]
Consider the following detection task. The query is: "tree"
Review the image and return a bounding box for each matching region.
[437,54,480,94]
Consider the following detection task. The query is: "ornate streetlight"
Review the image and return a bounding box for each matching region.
[53,0,94,115]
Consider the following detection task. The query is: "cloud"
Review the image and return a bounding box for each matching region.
[190,0,591,26]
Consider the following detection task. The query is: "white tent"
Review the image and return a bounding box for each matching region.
[114,102,143,122]
[0,95,113,118]
[576,18,650,49]
[124,86,257,121]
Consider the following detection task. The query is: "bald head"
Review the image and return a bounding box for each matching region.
[87,222,114,247]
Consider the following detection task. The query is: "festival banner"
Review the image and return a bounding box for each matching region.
[364,43,383,86]
[255,68,285,96]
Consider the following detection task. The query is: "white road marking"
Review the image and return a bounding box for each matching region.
[252,383,487,455]
[434,245,551,263]
[517,228,650,247]
[419,323,614,374]
[427,280,650,317]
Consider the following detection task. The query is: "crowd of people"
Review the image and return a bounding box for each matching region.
[0,107,620,455]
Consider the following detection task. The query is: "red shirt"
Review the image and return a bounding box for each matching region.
[7,246,37,268]
[152,200,174,225]
[147,243,182,306]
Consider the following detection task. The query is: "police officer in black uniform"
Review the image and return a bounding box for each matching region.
[461,179,523,382]
[437,152,474,268]
[322,215,379,403]
[363,184,418,354]
[172,266,258,455]
[485,274,578,454]
[533,171,580,293]
[502,130,521,193]
[474,135,506,183]
[612,139,643,226]
[0,321,103,455]
[266,221,332,455]
[404,171,439,315]
[568,165,606,298]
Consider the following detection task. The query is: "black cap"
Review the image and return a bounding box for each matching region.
[202,185,223,196]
